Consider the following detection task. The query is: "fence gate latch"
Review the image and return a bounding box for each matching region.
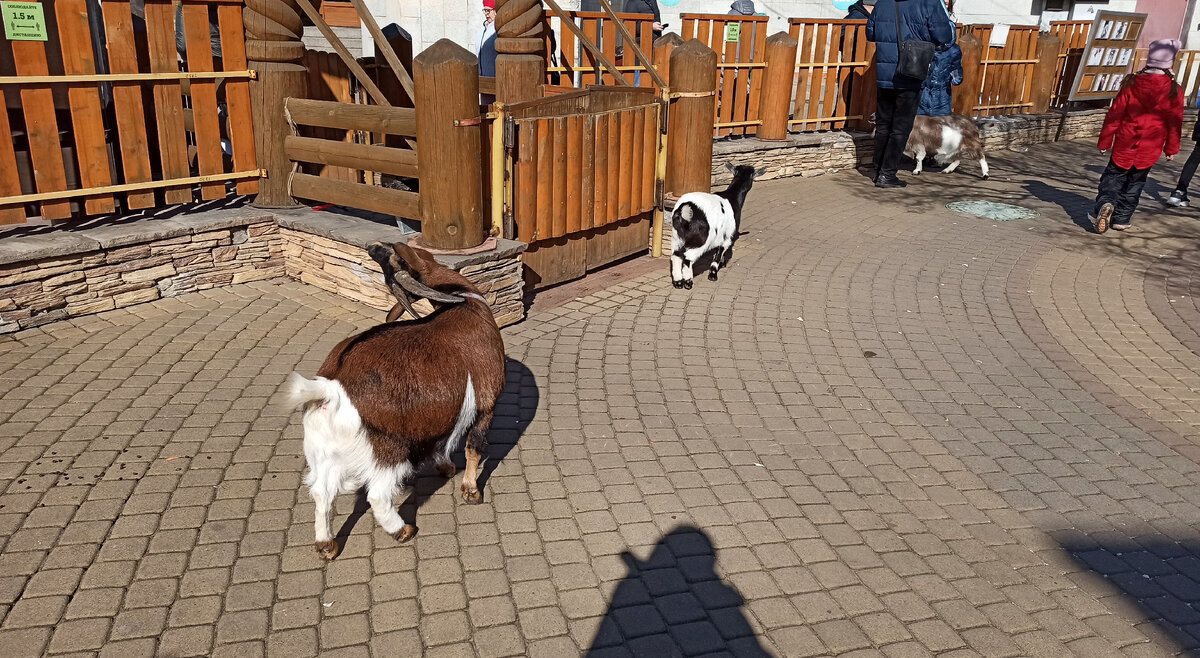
[454,116,483,127]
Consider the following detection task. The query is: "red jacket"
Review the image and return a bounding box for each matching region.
[1099,73,1184,170]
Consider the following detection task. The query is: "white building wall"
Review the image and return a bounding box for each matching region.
[356,0,1147,57]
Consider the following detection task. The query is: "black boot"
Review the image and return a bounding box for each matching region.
[875,171,907,188]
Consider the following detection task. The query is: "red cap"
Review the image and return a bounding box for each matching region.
[483,0,495,8]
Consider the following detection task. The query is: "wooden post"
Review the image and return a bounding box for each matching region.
[667,40,717,195]
[759,32,799,141]
[653,33,683,87]
[1029,32,1062,114]
[245,0,308,208]
[414,40,486,250]
[495,0,546,103]
[954,31,984,117]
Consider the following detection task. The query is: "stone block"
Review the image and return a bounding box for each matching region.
[113,287,160,307]
[123,263,178,284]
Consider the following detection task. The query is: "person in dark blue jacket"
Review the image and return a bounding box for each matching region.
[866,0,956,187]
[918,1,961,116]
[844,0,874,20]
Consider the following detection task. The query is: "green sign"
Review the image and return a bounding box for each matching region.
[3,2,46,42]
[725,23,741,42]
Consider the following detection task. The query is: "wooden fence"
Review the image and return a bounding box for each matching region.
[545,11,658,88]
[0,0,258,224]
[788,19,873,132]
[681,13,769,136]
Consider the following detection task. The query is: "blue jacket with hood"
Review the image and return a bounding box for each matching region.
[866,0,957,90]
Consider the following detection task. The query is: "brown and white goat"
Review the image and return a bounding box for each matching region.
[904,114,989,179]
[285,242,505,560]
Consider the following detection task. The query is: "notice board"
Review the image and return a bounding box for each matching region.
[1068,11,1147,101]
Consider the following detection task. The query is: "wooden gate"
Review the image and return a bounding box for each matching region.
[506,86,665,288]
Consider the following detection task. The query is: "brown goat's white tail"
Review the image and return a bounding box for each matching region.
[284,373,337,409]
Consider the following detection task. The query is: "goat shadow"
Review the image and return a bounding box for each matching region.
[333,357,539,552]
[586,526,773,657]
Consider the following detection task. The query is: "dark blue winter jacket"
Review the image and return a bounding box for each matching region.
[844,1,871,20]
[866,0,957,90]
[918,41,962,115]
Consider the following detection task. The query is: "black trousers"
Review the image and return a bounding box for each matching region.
[1176,141,1200,194]
[873,88,921,175]
[1095,159,1150,225]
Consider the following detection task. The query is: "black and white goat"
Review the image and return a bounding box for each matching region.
[285,242,505,560]
[670,163,764,289]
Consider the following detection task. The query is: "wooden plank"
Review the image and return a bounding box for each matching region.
[580,115,595,231]
[643,104,652,213]
[285,136,417,177]
[746,21,768,135]
[730,22,750,136]
[582,16,598,86]
[629,107,643,211]
[639,19,653,88]
[535,118,553,241]
[796,23,814,128]
[551,116,568,238]
[682,17,695,41]
[145,0,192,204]
[515,119,537,241]
[182,4,225,200]
[218,4,258,195]
[521,235,587,289]
[821,25,841,130]
[12,31,71,219]
[617,109,632,219]
[602,18,617,85]
[811,23,830,128]
[561,14,577,86]
[606,111,618,225]
[102,0,155,209]
[697,19,710,48]
[286,98,417,135]
[848,24,869,130]
[565,114,582,235]
[291,173,419,218]
[591,111,607,230]
[718,21,737,137]
[56,0,115,214]
[585,214,651,269]
[0,87,26,224]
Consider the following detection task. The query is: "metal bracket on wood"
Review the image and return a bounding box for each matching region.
[454,117,483,127]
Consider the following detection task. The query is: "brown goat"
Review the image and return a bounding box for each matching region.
[904,114,989,178]
[285,242,505,560]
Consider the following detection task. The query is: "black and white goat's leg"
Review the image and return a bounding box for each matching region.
[461,411,492,504]
[912,147,926,175]
[671,252,693,289]
[978,155,989,179]
[708,246,726,281]
[720,243,733,268]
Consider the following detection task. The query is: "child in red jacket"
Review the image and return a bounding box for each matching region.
[1093,39,1185,233]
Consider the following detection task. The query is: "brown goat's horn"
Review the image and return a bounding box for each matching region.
[392,270,466,305]
[389,282,423,319]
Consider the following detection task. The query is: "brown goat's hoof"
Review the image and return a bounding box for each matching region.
[461,485,483,504]
[314,540,341,561]
[392,525,418,543]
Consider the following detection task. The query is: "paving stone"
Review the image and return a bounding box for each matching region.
[8,147,1200,657]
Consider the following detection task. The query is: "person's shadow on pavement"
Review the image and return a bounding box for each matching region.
[585,526,773,657]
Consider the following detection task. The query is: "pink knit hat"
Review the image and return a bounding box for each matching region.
[1147,39,1182,69]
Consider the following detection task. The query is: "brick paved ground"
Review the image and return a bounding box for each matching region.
[4,139,1200,657]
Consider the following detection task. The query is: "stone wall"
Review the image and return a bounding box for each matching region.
[279,228,526,328]
[0,218,285,333]
[0,208,528,334]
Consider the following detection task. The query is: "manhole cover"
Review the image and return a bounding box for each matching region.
[947,200,1038,221]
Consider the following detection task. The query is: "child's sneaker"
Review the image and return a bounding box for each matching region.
[1167,190,1190,207]
[1094,203,1114,233]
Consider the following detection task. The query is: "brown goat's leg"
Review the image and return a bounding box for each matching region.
[461,415,491,504]
[435,454,456,479]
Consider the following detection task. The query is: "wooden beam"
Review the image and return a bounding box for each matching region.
[542,0,631,86]
[291,173,420,219]
[285,97,416,135]
[0,170,263,205]
[347,0,415,100]
[596,0,667,89]
[285,135,418,177]
[292,0,392,106]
